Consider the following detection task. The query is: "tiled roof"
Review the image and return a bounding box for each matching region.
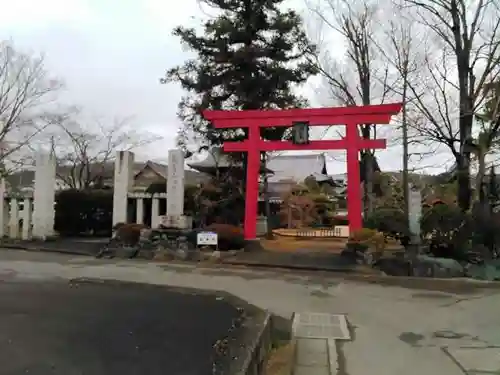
[267,153,327,182]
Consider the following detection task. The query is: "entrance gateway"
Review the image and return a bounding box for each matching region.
[203,103,402,240]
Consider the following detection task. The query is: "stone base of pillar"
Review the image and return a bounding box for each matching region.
[160,215,193,230]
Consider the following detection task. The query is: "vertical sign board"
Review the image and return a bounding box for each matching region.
[409,188,422,244]
[166,149,185,217]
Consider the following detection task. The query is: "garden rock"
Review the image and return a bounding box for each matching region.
[114,246,139,259]
[411,255,464,278]
[373,257,412,276]
[136,248,155,260]
[465,259,500,281]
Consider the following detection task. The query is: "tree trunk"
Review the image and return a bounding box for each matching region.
[476,150,486,203]
[362,125,374,218]
[262,153,273,239]
[458,111,473,211]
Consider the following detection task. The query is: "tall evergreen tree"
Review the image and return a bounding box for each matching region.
[163,0,317,151]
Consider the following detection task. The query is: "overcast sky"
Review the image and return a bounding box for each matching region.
[0,0,449,175]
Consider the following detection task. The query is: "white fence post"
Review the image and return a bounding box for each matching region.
[136,197,144,224]
[151,196,160,228]
[21,198,32,240]
[9,199,19,239]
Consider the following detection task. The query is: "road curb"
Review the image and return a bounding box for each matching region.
[0,243,92,256]
[3,245,500,291]
[221,259,356,273]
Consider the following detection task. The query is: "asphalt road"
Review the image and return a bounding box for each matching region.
[0,279,244,375]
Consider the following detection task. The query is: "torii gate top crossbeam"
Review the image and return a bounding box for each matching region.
[203,103,402,128]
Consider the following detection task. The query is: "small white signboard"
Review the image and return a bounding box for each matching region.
[197,231,218,246]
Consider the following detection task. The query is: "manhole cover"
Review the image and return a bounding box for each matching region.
[292,312,350,340]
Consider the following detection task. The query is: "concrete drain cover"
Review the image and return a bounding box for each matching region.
[292,312,350,340]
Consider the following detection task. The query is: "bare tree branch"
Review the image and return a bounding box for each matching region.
[34,109,161,190]
[0,40,62,176]
[403,0,500,209]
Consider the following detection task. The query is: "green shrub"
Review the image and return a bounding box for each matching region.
[364,208,409,244]
[349,228,386,253]
[420,204,472,260]
[205,223,245,251]
[55,189,113,236]
[469,205,500,257]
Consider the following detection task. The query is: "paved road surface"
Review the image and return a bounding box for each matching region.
[0,250,499,375]
[0,274,243,375]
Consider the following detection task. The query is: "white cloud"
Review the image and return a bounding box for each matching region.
[0,0,94,31]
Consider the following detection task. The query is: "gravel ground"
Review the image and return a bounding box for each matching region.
[0,279,245,375]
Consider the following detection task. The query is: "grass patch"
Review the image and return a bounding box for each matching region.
[265,342,295,375]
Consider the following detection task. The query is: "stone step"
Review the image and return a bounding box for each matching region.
[291,312,350,375]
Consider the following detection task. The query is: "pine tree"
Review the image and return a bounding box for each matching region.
[163,0,317,150]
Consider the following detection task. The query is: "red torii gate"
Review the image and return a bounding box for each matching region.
[203,103,402,240]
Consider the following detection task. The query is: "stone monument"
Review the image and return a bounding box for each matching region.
[161,149,192,229]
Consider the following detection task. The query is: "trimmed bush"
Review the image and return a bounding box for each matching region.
[364,208,410,245]
[113,223,147,246]
[349,228,386,253]
[205,223,245,251]
[55,189,113,236]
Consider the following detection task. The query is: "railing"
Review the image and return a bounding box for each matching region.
[240,313,273,375]
[0,196,35,240]
[127,192,167,228]
[296,228,336,237]
[127,192,193,229]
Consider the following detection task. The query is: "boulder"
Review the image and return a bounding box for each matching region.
[411,255,464,278]
[373,257,412,276]
[465,259,500,281]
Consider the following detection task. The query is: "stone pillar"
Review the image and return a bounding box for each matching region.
[32,153,56,240]
[151,196,160,228]
[163,149,191,229]
[112,151,134,226]
[166,149,184,217]
[9,199,19,239]
[135,198,144,224]
[21,198,32,240]
[0,179,5,238]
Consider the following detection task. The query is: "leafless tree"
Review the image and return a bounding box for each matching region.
[0,40,62,175]
[39,110,160,190]
[307,0,393,215]
[470,80,500,203]
[403,0,500,210]
[372,8,430,226]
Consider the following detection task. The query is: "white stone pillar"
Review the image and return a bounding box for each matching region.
[9,198,19,239]
[164,149,191,228]
[21,198,32,240]
[0,179,5,238]
[166,149,184,217]
[32,153,56,240]
[135,198,144,224]
[112,151,134,226]
[151,196,160,228]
